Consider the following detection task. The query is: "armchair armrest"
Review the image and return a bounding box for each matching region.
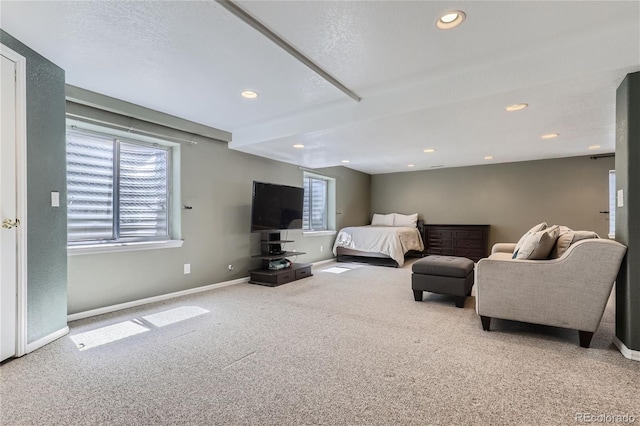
[491,243,516,254]
[476,239,626,332]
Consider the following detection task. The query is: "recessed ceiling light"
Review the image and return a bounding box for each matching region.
[341,160,350,163]
[241,90,259,99]
[407,164,415,167]
[484,155,494,160]
[588,145,601,150]
[423,148,436,153]
[541,133,559,139]
[293,144,304,149]
[505,103,528,112]
[436,10,466,30]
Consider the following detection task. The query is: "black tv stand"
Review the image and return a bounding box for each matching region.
[249,231,311,287]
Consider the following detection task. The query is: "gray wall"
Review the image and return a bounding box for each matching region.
[67,142,370,314]
[615,71,640,352]
[371,155,614,247]
[0,31,68,342]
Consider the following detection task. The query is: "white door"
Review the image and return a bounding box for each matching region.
[0,53,18,362]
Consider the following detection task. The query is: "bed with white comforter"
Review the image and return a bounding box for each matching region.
[332,225,424,267]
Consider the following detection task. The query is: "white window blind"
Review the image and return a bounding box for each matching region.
[609,170,616,238]
[303,176,328,231]
[67,128,170,244]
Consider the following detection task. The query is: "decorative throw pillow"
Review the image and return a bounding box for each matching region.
[371,213,394,226]
[512,222,548,258]
[550,229,600,258]
[516,225,561,260]
[393,213,418,227]
[549,226,574,259]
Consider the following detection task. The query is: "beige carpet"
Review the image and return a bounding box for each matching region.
[1,260,638,425]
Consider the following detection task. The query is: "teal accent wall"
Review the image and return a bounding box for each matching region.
[0,30,68,343]
[615,72,640,351]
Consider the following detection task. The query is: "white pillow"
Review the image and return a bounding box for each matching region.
[371,213,394,226]
[393,213,418,227]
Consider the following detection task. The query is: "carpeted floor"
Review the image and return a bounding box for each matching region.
[1,260,639,425]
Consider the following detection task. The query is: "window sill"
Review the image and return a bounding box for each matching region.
[68,240,184,256]
[303,230,337,237]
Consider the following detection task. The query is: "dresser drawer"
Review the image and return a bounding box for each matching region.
[428,230,453,239]
[454,248,484,259]
[427,247,455,256]
[428,239,453,247]
[454,230,484,240]
[454,239,483,248]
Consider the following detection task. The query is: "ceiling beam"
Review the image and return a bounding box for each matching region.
[216,0,361,102]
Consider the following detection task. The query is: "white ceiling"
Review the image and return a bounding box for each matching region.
[2,1,639,174]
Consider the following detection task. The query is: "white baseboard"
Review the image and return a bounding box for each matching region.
[26,326,69,354]
[613,336,640,361]
[312,258,337,267]
[68,259,336,323]
[68,276,249,322]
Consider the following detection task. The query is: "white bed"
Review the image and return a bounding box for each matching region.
[332,213,425,267]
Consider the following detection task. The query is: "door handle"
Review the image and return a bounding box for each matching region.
[2,218,20,229]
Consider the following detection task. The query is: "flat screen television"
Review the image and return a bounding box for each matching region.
[251,181,304,232]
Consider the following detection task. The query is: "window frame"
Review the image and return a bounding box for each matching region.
[302,171,336,235]
[66,121,183,255]
[609,170,616,239]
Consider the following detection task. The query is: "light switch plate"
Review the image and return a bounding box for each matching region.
[617,189,624,207]
[51,191,60,207]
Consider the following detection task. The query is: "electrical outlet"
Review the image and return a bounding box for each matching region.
[228,264,234,271]
[320,245,323,252]
[184,263,191,274]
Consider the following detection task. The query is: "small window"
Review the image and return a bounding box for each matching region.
[67,127,172,245]
[302,172,335,232]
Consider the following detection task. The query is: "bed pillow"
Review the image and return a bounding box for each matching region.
[371,213,394,226]
[393,213,418,227]
[512,222,548,259]
[515,225,560,260]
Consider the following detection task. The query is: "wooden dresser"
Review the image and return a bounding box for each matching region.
[424,225,490,262]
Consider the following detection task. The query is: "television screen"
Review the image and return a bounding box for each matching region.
[251,181,304,232]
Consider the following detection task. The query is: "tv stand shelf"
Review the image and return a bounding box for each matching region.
[249,230,312,287]
[252,251,306,260]
[249,263,312,287]
[260,240,294,244]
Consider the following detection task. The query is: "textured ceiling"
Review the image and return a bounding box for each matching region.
[2,1,639,174]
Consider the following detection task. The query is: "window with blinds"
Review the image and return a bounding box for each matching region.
[303,175,328,231]
[609,170,616,238]
[67,128,171,244]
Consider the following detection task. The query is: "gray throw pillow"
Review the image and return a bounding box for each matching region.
[516,225,560,260]
[512,222,548,258]
[549,226,574,259]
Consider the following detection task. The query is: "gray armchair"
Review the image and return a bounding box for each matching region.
[475,238,627,347]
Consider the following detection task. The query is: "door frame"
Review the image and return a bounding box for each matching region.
[1,44,28,357]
